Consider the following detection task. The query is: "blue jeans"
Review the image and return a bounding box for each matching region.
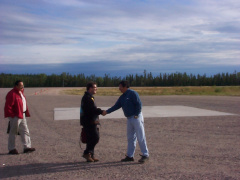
[127,112,149,157]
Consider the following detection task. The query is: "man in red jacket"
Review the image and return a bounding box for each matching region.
[4,80,35,155]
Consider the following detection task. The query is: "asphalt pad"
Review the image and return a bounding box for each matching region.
[54,106,235,120]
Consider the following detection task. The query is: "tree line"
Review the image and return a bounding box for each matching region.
[0,70,239,88]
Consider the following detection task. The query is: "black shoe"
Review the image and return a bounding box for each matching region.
[121,155,134,162]
[24,147,36,153]
[138,155,149,163]
[9,149,19,155]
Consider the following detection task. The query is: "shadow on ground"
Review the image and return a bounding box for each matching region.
[0,161,138,179]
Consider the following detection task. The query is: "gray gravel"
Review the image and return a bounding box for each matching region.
[0,88,240,180]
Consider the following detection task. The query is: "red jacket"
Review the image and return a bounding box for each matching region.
[4,87,30,119]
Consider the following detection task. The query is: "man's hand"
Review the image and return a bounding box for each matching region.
[102,110,107,116]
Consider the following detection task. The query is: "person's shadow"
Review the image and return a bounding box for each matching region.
[0,161,139,179]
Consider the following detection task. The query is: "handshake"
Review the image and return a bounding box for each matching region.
[101,110,107,116]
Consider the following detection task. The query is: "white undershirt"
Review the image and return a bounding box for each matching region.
[19,91,27,112]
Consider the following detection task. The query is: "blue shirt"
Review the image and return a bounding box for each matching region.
[106,89,142,117]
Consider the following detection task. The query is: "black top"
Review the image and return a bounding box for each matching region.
[80,91,103,127]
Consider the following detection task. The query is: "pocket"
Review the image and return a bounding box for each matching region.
[139,115,144,124]
[7,121,10,134]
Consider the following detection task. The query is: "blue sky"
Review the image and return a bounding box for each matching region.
[0,0,239,77]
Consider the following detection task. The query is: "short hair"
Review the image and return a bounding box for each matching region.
[119,81,129,88]
[15,80,22,86]
[86,81,96,90]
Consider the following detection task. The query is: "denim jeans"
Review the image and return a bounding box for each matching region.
[127,112,149,158]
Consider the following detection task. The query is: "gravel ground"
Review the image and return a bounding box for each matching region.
[0,88,240,180]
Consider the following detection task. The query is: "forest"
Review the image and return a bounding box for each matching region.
[0,70,239,88]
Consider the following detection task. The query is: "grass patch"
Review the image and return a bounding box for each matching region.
[62,86,240,96]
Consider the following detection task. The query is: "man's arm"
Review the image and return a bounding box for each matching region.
[132,91,142,116]
[4,92,15,118]
[106,97,122,114]
[84,97,103,115]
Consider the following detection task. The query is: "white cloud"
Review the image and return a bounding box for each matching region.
[0,0,239,73]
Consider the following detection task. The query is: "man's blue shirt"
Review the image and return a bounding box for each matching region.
[106,89,142,117]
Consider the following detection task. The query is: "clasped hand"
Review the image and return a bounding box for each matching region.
[102,110,107,116]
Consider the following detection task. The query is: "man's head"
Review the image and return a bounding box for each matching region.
[15,80,24,91]
[87,82,97,95]
[119,81,129,94]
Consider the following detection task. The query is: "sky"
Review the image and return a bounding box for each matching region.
[0,0,240,77]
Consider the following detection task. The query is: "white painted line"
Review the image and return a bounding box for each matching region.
[54,106,236,120]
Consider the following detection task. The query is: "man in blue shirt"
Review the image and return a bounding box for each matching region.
[103,81,149,163]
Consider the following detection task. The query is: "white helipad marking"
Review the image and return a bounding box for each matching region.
[53,106,236,120]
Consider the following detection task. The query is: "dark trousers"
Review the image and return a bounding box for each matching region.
[83,125,99,155]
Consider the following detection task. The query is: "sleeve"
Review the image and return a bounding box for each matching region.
[4,92,15,118]
[132,91,142,116]
[84,97,103,115]
[106,97,122,114]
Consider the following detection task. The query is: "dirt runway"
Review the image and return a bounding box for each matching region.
[0,88,240,180]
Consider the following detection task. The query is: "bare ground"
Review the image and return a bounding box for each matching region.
[0,88,240,180]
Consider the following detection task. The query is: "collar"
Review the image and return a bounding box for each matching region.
[85,91,94,97]
[123,89,130,95]
[13,87,24,94]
